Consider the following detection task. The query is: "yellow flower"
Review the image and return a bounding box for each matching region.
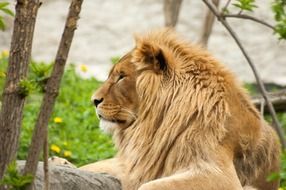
[80,64,88,72]
[278,188,285,190]
[2,50,9,58]
[63,150,72,157]
[54,117,63,123]
[51,144,61,153]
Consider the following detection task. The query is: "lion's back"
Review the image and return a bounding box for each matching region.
[233,122,280,189]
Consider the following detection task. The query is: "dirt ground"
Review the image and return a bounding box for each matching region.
[0,0,285,84]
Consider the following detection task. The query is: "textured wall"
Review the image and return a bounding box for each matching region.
[0,0,285,84]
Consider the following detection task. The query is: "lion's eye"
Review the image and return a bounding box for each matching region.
[118,74,125,81]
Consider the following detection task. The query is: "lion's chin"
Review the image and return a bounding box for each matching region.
[99,119,118,134]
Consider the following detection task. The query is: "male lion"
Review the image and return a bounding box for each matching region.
[57,29,281,190]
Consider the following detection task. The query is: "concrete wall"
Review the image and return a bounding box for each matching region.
[0,0,285,84]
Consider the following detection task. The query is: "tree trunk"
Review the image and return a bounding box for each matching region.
[199,0,220,47]
[23,0,84,189]
[163,0,183,27]
[0,0,40,181]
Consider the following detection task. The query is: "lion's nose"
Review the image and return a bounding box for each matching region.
[93,98,103,107]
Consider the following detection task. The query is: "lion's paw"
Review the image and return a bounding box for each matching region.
[48,156,76,168]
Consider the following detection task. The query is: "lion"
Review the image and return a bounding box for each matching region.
[53,29,281,190]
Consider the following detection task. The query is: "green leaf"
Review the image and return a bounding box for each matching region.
[272,1,285,20]
[18,79,35,97]
[111,56,120,65]
[0,2,9,9]
[267,172,280,182]
[0,7,14,16]
[233,3,242,9]
[272,0,286,39]
[274,23,286,39]
[0,161,33,189]
[0,16,5,30]
[232,0,258,12]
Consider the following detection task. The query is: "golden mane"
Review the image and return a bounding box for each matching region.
[112,29,261,183]
[83,29,280,190]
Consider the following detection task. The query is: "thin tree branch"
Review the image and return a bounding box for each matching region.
[163,0,183,27]
[23,0,84,189]
[223,14,275,30]
[252,89,286,113]
[222,0,231,11]
[202,0,286,148]
[260,98,265,116]
[200,0,220,47]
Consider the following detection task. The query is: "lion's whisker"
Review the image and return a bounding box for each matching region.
[121,107,137,120]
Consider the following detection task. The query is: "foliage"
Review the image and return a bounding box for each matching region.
[246,83,286,187]
[268,150,286,188]
[267,113,286,189]
[225,0,286,39]
[111,56,120,65]
[18,79,35,97]
[232,0,257,12]
[29,61,53,92]
[0,2,14,30]
[0,161,33,190]
[0,50,8,94]
[272,0,286,39]
[0,53,116,167]
[281,115,286,188]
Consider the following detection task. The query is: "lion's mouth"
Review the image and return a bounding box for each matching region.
[98,114,126,124]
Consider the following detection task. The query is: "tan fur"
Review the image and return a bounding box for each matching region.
[87,29,281,190]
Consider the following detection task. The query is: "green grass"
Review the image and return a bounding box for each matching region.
[0,54,116,167]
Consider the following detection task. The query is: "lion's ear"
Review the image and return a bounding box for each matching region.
[133,38,167,73]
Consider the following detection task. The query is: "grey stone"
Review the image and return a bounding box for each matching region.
[16,161,121,190]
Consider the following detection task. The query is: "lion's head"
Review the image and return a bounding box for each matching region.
[91,53,139,134]
[92,29,229,139]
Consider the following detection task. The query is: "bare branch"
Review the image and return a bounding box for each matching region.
[202,0,286,148]
[222,0,231,11]
[252,90,286,113]
[163,0,183,27]
[260,98,265,116]
[223,14,275,30]
[200,0,220,47]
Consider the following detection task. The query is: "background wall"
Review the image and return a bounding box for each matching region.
[0,0,285,84]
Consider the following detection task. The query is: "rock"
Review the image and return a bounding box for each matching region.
[16,161,121,190]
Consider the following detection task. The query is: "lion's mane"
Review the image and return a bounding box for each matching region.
[112,29,279,189]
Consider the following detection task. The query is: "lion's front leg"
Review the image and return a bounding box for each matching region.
[138,162,244,190]
[79,157,125,182]
[80,157,131,189]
